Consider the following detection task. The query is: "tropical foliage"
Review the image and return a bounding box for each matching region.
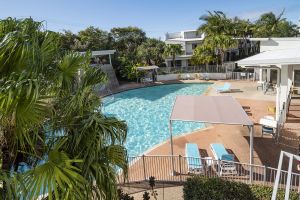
[120,63,145,81]
[194,10,298,67]
[163,44,183,68]
[191,45,217,70]
[198,11,237,65]
[110,26,146,63]
[137,38,165,66]
[0,17,128,199]
[183,176,299,200]
[254,10,298,37]
[60,26,166,80]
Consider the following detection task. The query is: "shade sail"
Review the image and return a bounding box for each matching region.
[170,95,253,126]
[236,48,300,67]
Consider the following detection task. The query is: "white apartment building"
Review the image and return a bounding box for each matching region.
[164,30,259,68]
[165,30,300,85]
[165,30,205,67]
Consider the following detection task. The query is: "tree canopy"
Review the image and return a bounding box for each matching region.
[163,44,183,68]
[137,38,165,66]
[0,17,128,199]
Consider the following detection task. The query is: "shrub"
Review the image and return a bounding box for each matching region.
[119,63,145,81]
[250,184,299,200]
[183,176,254,200]
[183,176,299,200]
[118,189,134,200]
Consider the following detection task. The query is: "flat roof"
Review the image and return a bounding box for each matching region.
[237,48,300,67]
[249,37,300,42]
[165,38,204,42]
[170,95,253,126]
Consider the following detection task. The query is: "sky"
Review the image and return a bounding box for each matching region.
[0,0,300,39]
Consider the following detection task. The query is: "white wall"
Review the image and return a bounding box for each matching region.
[260,38,300,52]
[157,73,227,81]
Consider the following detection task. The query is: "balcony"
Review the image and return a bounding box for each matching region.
[166,32,182,40]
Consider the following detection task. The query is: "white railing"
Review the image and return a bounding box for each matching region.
[227,72,256,81]
[118,155,300,193]
[166,32,182,40]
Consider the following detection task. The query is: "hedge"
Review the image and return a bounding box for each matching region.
[183,176,299,200]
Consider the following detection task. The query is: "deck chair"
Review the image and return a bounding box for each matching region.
[210,143,237,176]
[185,143,203,174]
[216,83,231,93]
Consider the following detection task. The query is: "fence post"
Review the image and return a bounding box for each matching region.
[263,165,267,185]
[142,154,146,181]
[217,160,221,177]
[179,155,182,183]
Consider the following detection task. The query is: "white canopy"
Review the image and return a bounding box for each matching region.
[170,96,253,126]
[237,48,300,67]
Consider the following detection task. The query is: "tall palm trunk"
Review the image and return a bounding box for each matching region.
[1,144,11,171]
[220,50,225,67]
[1,130,14,199]
[1,130,13,172]
[172,55,176,68]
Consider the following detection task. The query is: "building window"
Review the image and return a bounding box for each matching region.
[270,69,278,84]
[171,60,182,67]
[294,70,300,87]
[175,60,182,67]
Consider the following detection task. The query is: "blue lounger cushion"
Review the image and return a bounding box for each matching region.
[211,143,234,161]
[216,83,231,92]
[186,143,202,169]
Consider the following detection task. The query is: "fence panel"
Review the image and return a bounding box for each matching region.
[118,156,300,193]
[227,72,255,81]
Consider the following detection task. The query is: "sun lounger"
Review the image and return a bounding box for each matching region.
[210,143,237,176]
[259,116,277,137]
[185,143,202,174]
[216,83,231,93]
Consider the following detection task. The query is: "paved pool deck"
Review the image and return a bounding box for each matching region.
[117,80,300,197]
[114,80,298,167]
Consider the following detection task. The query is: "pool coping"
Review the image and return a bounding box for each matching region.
[139,123,213,157]
[101,80,216,97]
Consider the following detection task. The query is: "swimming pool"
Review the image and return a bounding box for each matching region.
[103,83,212,156]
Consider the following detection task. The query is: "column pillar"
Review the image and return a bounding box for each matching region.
[259,68,263,82]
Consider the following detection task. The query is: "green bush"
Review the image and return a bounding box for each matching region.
[250,184,299,200]
[183,176,299,200]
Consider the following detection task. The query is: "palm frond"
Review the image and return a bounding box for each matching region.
[22,150,86,200]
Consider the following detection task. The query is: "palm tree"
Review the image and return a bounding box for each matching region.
[198,11,233,37]
[163,44,183,68]
[0,17,128,199]
[198,11,237,66]
[254,10,285,37]
[207,34,237,65]
[191,45,217,72]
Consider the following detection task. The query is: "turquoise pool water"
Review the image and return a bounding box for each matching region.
[103,83,212,156]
